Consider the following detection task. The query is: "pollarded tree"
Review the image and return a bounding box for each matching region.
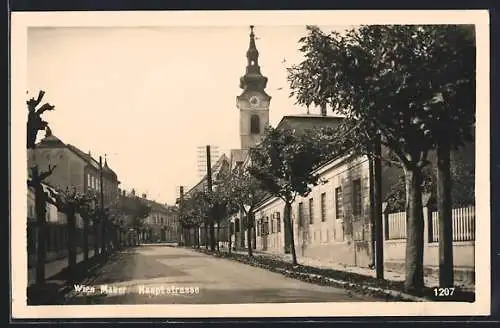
[248,126,331,265]
[55,187,97,276]
[287,25,475,291]
[27,90,55,149]
[77,190,99,261]
[27,90,57,285]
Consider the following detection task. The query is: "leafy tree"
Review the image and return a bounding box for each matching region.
[287,25,475,291]
[248,126,330,265]
[120,195,151,231]
[227,165,266,256]
[55,187,96,276]
[26,90,56,285]
[210,174,240,252]
[181,191,210,247]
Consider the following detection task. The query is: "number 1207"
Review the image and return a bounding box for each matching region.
[434,287,455,296]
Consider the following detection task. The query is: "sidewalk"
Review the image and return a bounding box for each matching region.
[28,250,96,286]
[229,249,474,291]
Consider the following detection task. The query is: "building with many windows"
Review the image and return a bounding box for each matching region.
[140,193,180,243]
[28,127,120,205]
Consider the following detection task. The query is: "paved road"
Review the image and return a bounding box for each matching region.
[66,246,382,304]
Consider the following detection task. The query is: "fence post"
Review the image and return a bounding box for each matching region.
[381,202,388,241]
[423,206,431,245]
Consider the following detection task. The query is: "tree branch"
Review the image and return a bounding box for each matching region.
[35,103,55,115]
[39,164,57,181]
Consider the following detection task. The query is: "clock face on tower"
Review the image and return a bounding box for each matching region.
[249,96,260,107]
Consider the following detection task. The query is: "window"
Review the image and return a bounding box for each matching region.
[276,212,281,233]
[87,174,91,188]
[298,203,304,227]
[250,115,260,134]
[270,214,275,233]
[353,179,362,216]
[309,198,314,224]
[321,193,327,222]
[256,220,260,236]
[335,187,343,220]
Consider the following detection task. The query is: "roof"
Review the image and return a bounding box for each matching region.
[277,114,345,133]
[142,198,176,214]
[66,144,100,170]
[230,149,249,171]
[185,154,230,198]
[36,132,119,181]
[36,133,66,148]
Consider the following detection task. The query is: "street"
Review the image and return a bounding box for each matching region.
[65,245,382,304]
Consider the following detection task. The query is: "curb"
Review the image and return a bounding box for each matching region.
[192,248,429,302]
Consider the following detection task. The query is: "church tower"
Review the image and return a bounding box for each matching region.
[236,25,271,150]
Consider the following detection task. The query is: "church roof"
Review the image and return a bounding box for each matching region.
[277,114,345,133]
[185,154,230,198]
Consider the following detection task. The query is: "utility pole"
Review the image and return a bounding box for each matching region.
[373,136,384,279]
[179,186,184,246]
[206,145,215,251]
[99,156,106,256]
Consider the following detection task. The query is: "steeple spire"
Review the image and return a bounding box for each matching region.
[239,25,268,91]
[247,25,259,67]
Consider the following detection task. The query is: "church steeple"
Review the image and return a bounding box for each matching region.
[246,25,259,67]
[239,25,268,92]
[236,25,271,151]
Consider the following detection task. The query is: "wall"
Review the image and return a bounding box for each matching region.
[30,148,85,193]
[383,206,475,269]
[249,154,374,267]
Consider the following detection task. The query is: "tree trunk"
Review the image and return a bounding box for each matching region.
[67,208,77,271]
[216,224,220,252]
[35,184,47,285]
[284,202,297,265]
[247,211,253,257]
[83,216,89,262]
[404,166,425,292]
[204,225,209,249]
[369,154,376,267]
[93,220,100,255]
[437,140,454,287]
[373,139,384,279]
[100,215,106,257]
[228,223,232,255]
[210,221,216,252]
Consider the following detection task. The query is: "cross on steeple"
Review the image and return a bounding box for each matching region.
[240,25,268,91]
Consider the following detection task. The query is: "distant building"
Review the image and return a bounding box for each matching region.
[136,192,180,243]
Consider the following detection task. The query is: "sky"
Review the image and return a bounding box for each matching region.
[27,25,347,205]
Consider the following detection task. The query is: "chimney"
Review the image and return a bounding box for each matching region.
[131,189,135,196]
[122,190,126,196]
[142,193,147,199]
